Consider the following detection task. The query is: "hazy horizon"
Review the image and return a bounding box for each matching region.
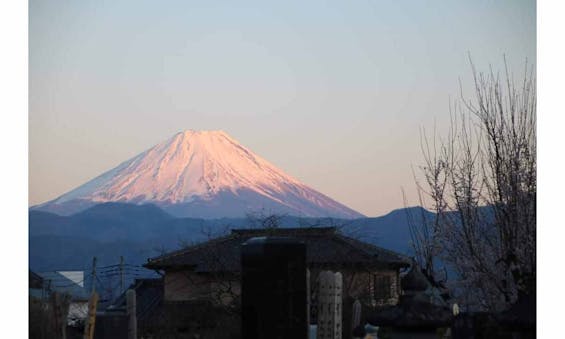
[29,0,535,216]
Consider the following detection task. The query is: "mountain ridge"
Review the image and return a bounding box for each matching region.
[29,203,426,271]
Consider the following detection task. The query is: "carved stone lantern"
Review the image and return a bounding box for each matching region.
[365,265,453,339]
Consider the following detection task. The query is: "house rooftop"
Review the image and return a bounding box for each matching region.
[37,271,89,301]
[144,227,410,272]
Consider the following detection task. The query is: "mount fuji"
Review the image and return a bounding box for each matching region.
[33,130,365,219]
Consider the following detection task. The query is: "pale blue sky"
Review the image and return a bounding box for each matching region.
[29,0,535,216]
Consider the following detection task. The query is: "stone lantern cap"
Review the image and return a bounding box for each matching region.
[400,264,431,292]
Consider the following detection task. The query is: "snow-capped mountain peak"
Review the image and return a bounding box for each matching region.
[34,130,365,219]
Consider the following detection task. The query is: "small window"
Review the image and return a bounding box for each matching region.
[373,275,392,302]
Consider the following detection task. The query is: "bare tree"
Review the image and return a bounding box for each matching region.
[412,57,536,311]
[245,210,285,229]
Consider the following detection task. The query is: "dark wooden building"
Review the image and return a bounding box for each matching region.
[145,227,410,309]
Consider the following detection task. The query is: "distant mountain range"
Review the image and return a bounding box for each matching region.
[29,202,432,271]
[31,130,363,219]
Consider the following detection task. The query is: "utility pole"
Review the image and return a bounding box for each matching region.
[84,257,98,339]
[120,256,125,295]
[83,292,99,339]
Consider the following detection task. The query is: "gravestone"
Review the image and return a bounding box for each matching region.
[317,271,343,339]
[241,237,307,339]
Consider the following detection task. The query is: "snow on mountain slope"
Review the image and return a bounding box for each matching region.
[33,130,365,218]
